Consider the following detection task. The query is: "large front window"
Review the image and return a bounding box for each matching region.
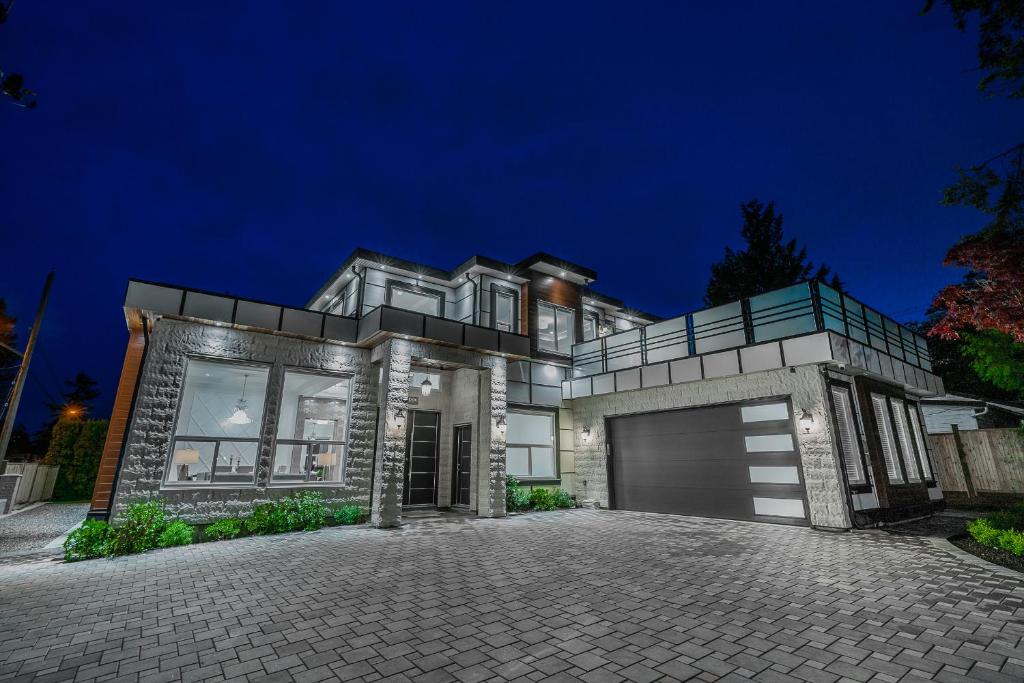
[386,280,445,317]
[165,359,269,486]
[537,301,574,355]
[272,371,351,484]
[506,410,556,479]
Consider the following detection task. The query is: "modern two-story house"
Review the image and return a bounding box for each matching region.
[88,248,945,530]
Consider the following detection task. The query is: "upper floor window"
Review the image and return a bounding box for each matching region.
[272,370,351,485]
[491,284,518,333]
[165,359,269,487]
[386,280,445,317]
[582,311,599,342]
[537,301,574,355]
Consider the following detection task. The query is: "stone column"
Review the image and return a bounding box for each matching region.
[370,339,412,528]
[475,358,508,518]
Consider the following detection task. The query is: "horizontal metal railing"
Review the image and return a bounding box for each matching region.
[572,281,932,377]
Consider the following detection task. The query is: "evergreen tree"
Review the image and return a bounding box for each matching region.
[44,417,108,501]
[704,199,842,306]
[45,372,101,418]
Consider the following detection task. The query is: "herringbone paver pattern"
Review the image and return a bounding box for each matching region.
[1,510,1022,682]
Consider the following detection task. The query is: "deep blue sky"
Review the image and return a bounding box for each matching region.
[1,2,1020,431]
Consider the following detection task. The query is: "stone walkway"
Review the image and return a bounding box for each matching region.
[0,509,1022,682]
[0,502,89,555]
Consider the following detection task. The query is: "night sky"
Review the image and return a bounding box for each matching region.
[1,3,1020,432]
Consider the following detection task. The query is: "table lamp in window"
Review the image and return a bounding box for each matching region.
[315,451,337,480]
[174,448,201,481]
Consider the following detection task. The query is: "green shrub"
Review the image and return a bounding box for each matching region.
[63,520,111,562]
[510,488,531,512]
[204,518,242,541]
[245,502,288,535]
[293,492,328,531]
[551,489,575,509]
[333,505,366,525]
[528,488,555,511]
[108,500,167,556]
[968,518,1024,556]
[506,475,521,511]
[157,520,194,548]
[986,504,1024,531]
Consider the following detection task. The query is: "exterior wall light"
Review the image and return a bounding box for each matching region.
[581,427,592,444]
[393,409,406,430]
[799,409,815,434]
[420,377,433,397]
[496,415,507,433]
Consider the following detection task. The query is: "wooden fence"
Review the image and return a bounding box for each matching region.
[928,427,1024,497]
[1,463,60,505]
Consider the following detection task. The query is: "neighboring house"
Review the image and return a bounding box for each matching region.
[920,394,1024,434]
[88,248,946,530]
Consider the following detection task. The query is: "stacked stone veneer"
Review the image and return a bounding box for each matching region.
[110,319,377,523]
[567,364,852,529]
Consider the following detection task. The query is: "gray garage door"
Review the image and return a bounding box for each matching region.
[608,400,808,524]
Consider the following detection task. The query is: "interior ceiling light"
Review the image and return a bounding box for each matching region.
[226,374,253,425]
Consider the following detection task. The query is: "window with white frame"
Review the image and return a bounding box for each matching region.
[165,359,269,486]
[907,403,933,481]
[272,371,351,484]
[870,393,903,482]
[537,301,574,355]
[889,398,921,482]
[830,386,866,485]
[506,410,556,479]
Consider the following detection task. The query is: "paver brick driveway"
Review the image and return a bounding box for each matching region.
[1,510,1022,683]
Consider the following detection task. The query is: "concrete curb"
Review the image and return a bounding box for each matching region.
[926,536,1022,576]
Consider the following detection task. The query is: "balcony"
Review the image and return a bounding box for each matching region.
[567,281,942,399]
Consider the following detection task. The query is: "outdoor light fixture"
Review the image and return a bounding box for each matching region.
[496,415,507,433]
[226,374,252,425]
[420,377,433,397]
[393,409,406,429]
[581,427,592,443]
[799,409,815,434]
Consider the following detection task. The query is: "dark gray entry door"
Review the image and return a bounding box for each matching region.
[452,424,472,507]
[608,401,808,524]
[404,411,440,506]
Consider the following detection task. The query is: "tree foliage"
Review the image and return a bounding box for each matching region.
[43,417,108,501]
[961,329,1024,394]
[924,0,1024,98]
[0,1,36,108]
[45,372,101,418]
[704,199,842,306]
[907,320,1020,399]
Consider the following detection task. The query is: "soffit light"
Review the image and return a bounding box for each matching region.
[226,374,253,425]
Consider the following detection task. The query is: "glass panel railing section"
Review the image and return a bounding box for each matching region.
[865,308,887,352]
[915,334,932,371]
[605,329,643,372]
[644,316,689,364]
[572,338,604,377]
[842,295,868,344]
[819,284,845,334]
[692,301,745,354]
[749,283,816,343]
[884,318,904,360]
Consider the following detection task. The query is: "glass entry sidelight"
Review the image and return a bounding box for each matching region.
[452,424,472,507]
[403,411,440,506]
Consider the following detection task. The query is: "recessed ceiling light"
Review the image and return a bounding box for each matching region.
[560,271,565,277]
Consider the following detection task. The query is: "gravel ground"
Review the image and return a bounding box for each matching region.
[883,511,979,538]
[0,502,89,555]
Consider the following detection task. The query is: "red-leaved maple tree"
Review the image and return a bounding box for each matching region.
[930,230,1024,343]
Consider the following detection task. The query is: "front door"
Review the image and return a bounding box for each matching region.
[403,411,440,506]
[452,424,472,507]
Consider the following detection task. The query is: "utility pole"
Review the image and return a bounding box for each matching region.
[0,272,54,472]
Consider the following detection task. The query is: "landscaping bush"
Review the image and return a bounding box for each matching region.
[967,518,1024,556]
[551,489,575,509]
[108,501,167,556]
[293,491,328,531]
[157,520,194,548]
[203,518,242,541]
[244,502,288,535]
[528,488,556,511]
[63,520,111,562]
[333,505,366,525]
[505,475,531,512]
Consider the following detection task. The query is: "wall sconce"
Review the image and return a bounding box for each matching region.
[392,409,406,430]
[581,427,592,444]
[798,409,815,434]
[496,415,507,433]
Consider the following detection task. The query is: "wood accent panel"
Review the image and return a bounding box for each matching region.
[89,327,147,516]
[519,283,529,336]
[526,271,583,362]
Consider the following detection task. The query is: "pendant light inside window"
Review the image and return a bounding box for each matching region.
[226,374,253,425]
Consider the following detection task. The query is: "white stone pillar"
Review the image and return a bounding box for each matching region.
[475,358,508,517]
[370,339,411,528]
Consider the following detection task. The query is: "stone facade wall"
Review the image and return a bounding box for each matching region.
[111,319,377,523]
[567,365,852,529]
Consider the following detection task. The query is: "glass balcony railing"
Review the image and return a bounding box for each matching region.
[571,281,932,377]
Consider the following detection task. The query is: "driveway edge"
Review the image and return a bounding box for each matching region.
[925,536,1022,575]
